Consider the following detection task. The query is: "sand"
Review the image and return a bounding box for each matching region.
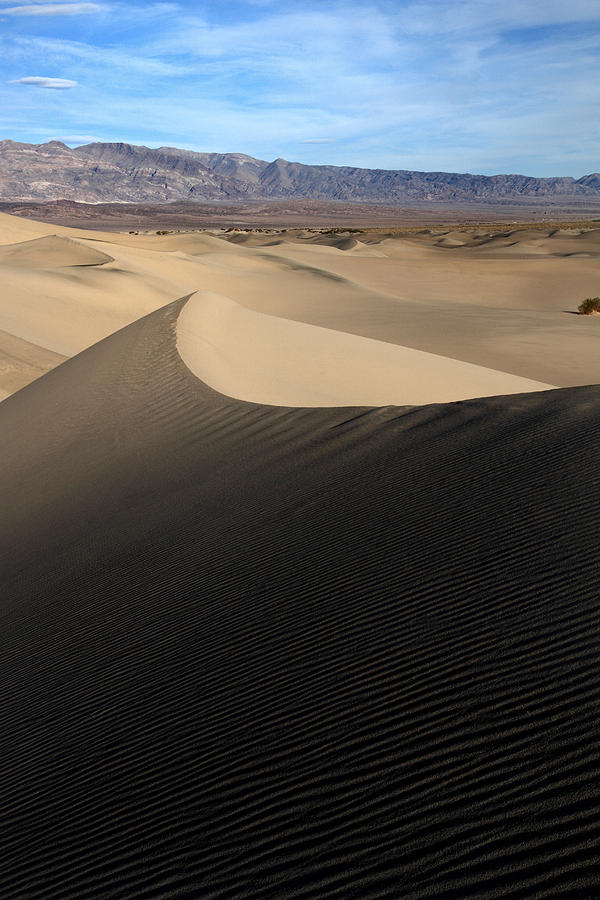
[0,210,599,893]
[178,291,554,405]
[0,213,599,398]
[0,297,598,896]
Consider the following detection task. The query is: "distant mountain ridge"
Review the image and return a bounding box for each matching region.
[1,139,598,204]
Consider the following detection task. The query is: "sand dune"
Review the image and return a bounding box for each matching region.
[407,226,600,258]
[0,297,598,896]
[0,234,113,268]
[178,291,554,405]
[436,231,471,247]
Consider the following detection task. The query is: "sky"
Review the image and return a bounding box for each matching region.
[0,0,599,177]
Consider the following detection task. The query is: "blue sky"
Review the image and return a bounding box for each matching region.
[0,0,599,176]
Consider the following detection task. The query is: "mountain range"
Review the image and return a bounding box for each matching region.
[1,139,599,205]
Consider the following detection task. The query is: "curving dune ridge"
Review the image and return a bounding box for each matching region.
[0,295,598,897]
[177,291,554,406]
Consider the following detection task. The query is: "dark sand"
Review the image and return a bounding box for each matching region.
[0,299,599,897]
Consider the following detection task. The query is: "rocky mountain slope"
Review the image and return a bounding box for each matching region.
[1,139,598,204]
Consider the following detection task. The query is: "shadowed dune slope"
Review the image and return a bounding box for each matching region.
[0,298,599,897]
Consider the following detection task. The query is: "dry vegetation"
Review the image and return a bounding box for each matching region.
[578,297,600,315]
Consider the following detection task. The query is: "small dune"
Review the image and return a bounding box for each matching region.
[224,232,255,244]
[437,237,467,247]
[578,228,600,245]
[0,234,113,268]
[333,236,358,250]
[436,231,472,247]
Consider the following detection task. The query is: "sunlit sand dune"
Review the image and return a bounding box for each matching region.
[178,291,554,405]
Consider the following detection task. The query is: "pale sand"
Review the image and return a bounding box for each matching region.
[0,212,598,400]
[177,291,554,406]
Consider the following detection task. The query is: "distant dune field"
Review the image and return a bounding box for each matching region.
[0,212,599,399]
[0,212,599,896]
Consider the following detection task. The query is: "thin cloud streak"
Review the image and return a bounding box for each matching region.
[14,36,189,76]
[2,3,100,14]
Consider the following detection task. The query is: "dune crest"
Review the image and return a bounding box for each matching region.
[177,291,555,406]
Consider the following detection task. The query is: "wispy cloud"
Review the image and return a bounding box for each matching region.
[399,0,600,34]
[300,139,334,144]
[14,36,188,76]
[1,3,100,15]
[9,75,77,88]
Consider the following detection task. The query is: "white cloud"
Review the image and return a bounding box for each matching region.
[1,2,100,14]
[10,76,77,88]
[300,139,334,144]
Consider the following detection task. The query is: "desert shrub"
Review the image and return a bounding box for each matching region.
[578,297,600,315]
[322,227,364,234]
